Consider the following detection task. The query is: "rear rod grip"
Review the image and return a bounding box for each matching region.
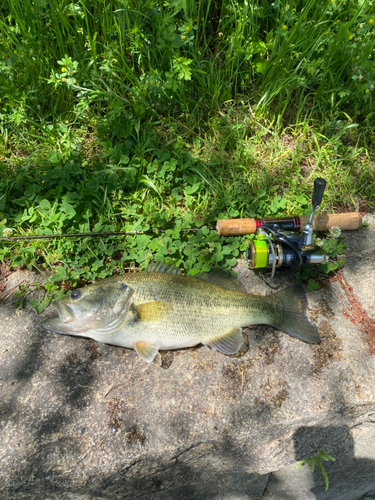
[299,212,363,232]
[216,213,363,236]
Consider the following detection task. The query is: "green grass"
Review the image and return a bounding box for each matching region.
[0,0,375,307]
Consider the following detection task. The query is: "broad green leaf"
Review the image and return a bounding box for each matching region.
[39,199,51,210]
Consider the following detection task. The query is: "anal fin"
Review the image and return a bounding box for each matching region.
[206,327,243,355]
[134,341,160,363]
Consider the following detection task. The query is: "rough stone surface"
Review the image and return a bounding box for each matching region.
[1,215,375,500]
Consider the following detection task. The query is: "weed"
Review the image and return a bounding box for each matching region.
[296,449,336,491]
[295,230,347,291]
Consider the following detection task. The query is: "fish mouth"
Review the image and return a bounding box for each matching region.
[54,300,76,323]
[42,300,76,333]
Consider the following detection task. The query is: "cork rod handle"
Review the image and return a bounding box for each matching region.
[300,213,363,232]
[216,218,258,236]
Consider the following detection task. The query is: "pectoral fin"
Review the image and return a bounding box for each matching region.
[135,301,171,322]
[134,341,160,363]
[206,327,243,355]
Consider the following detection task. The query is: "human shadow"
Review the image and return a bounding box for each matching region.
[263,422,375,500]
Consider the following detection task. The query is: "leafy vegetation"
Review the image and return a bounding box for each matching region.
[296,449,336,491]
[0,0,374,307]
[296,229,347,291]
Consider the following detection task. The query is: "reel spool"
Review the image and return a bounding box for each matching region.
[247,231,295,272]
[246,178,328,277]
[246,228,326,278]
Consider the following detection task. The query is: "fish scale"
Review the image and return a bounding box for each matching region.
[120,272,270,342]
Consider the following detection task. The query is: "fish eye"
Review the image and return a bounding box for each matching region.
[119,283,128,291]
[71,290,81,300]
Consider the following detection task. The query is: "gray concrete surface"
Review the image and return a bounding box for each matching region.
[0,215,375,499]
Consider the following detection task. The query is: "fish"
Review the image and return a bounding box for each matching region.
[42,262,320,363]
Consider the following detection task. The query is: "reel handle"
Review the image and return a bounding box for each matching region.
[312,177,327,208]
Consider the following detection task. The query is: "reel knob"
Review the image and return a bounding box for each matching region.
[312,177,327,208]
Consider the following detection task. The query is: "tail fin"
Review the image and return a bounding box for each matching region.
[270,285,320,343]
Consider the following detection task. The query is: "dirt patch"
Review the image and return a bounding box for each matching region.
[253,379,289,411]
[126,424,146,445]
[310,298,335,323]
[258,335,281,365]
[65,352,79,365]
[270,389,289,408]
[212,357,254,400]
[160,350,175,369]
[84,339,101,360]
[222,361,248,390]
[107,397,127,430]
[312,319,343,374]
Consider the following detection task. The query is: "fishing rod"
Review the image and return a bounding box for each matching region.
[0,229,200,242]
[0,210,361,241]
[0,178,363,276]
[0,210,362,242]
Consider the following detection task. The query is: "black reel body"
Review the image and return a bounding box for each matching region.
[246,178,327,276]
[246,227,325,275]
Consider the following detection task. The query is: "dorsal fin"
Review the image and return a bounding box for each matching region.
[146,262,181,275]
[192,269,247,293]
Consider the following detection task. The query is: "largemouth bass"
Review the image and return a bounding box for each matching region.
[43,263,320,363]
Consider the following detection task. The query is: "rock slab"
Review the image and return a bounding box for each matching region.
[1,216,375,499]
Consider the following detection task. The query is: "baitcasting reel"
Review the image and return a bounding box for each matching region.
[246,178,328,278]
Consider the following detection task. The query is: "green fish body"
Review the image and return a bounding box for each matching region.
[43,263,320,363]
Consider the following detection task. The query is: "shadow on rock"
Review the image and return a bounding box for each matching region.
[96,440,269,500]
[3,439,270,500]
[263,423,375,500]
